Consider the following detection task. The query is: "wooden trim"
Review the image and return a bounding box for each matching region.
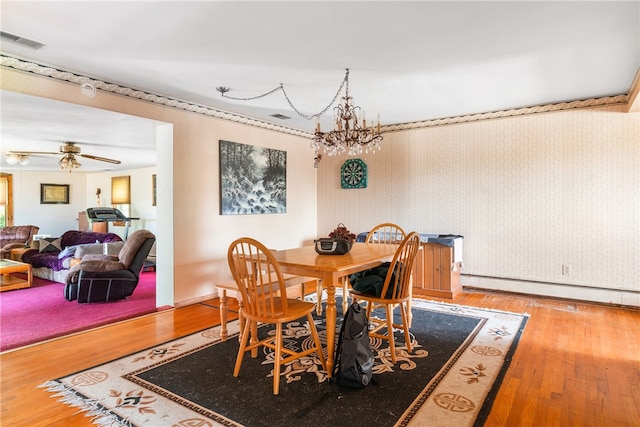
[626,66,640,113]
[1,173,13,226]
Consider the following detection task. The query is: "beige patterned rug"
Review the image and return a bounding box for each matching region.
[40,298,528,426]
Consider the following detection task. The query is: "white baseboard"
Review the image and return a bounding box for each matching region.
[462,275,640,308]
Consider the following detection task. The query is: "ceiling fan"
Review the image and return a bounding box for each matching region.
[7,141,121,169]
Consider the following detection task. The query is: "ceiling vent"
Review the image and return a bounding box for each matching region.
[0,31,46,50]
[270,113,291,120]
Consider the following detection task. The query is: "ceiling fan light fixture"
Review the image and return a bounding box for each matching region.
[59,153,81,170]
[6,153,30,165]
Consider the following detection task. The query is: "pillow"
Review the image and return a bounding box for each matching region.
[39,238,62,253]
[57,242,98,259]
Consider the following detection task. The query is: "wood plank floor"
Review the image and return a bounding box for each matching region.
[1,289,639,426]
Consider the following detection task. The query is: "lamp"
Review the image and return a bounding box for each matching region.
[217,68,383,157]
[59,153,81,170]
[6,153,30,166]
[111,176,130,204]
[312,69,383,156]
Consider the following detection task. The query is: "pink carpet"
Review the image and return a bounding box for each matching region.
[0,271,161,352]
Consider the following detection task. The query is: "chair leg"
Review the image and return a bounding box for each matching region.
[365,301,374,319]
[273,323,283,395]
[250,320,259,358]
[386,304,397,364]
[399,302,412,353]
[233,319,253,377]
[307,313,326,371]
[342,278,349,314]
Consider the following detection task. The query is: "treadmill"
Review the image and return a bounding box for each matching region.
[86,207,139,239]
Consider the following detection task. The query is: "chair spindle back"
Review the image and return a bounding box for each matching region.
[365,223,406,244]
[227,238,289,319]
[378,231,421,301]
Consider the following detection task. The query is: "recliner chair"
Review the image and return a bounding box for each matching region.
[64,229,156,303]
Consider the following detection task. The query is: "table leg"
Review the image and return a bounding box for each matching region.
[316,280,323,315]
[325,285,337,377]
[220,290,229,341]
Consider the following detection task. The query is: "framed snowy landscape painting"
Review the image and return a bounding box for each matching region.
[219,140,287,215]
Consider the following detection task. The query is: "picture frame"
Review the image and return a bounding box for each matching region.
[40,183,70,204]
[219,140,287,215]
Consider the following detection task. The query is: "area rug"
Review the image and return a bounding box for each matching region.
[40,298,528,427]
[0,272,159,351]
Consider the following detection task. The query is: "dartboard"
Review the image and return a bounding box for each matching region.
[340,159,367,189]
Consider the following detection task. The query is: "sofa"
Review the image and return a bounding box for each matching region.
[21,230,123,283]
[0,225,40,258]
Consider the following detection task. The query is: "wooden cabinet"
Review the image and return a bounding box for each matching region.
[77,212,107,233]
[412,242,462,299]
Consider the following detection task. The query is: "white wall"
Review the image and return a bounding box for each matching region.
[317,105,640,306]
[2,67,318,307]
[9,170,87,237]
[9,167,157,239]
[85,167,159,238]
[6,64,637,308]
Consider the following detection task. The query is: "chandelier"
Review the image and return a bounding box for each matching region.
[59,153,81,170]
[217,68,383,157]
[311,69,382,156]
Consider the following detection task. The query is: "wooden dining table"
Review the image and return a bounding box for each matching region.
[271,242,399,377]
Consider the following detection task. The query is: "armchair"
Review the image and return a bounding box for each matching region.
[0,225,39,258]
[64,230,156,303]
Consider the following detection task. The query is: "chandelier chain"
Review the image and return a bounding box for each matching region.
[216,68,383,157]
[217,70,349,120]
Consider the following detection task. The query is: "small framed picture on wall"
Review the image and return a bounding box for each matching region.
[40,183,70,204]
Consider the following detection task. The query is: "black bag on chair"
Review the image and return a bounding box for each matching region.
[333,301,374,388]
[350,262,397,298]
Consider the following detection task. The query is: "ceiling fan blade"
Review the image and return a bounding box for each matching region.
[79,153,122,164]
[8,150,59,155]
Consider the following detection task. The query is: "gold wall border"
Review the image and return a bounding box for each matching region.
[1,54,630,137]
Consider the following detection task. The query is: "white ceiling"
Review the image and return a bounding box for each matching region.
[1,1,639,172]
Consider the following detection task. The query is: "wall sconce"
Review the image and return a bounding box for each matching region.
[111,176,130,204]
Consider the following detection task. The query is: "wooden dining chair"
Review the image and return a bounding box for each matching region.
[365,223,406,244]
[227,237,326,395]
[342,223,407,312]
[349,231,421,364]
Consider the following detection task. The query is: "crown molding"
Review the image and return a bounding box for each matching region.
[1,54,630,136]
[0,54,312,138]
[386,94,628,132]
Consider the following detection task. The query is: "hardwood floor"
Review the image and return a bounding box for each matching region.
[1,289,639,426]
